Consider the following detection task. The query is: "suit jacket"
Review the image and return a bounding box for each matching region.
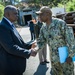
[0,18,32,74]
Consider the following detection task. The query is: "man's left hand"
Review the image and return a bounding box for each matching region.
[66,57,72,64]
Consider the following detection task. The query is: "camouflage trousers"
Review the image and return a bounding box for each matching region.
[50,62,74,75]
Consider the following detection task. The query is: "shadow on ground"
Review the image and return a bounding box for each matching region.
[33,64,49,75]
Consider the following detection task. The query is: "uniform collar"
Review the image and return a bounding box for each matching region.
[45,18,55,29]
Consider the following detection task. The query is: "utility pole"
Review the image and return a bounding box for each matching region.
[64,1,66,13]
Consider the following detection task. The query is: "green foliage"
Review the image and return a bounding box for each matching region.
[0,4,4,20]
[0,2,5,6]
[66,0,75,12]
[58,0,75,12]
[0,0,75,15]
[28,0,61,8]
[57,3,64,8]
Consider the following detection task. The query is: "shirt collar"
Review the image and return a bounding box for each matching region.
[4,17,13,26]
[45,18,55,29]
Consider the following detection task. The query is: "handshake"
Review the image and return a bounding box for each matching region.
[30,48,37,57]
[30,42,38,57]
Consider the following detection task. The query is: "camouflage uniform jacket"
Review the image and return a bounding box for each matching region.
[37,18,75,63]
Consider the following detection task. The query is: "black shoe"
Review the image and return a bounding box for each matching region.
[40,62,46,65]
[44,60,49,63]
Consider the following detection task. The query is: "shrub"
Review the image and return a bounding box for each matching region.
[0,4,4,20]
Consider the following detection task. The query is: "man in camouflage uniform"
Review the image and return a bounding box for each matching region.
[35,6,75,75]
[34,16,49,65]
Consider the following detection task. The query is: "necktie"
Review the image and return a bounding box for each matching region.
[11,24,15,28]
[11,24,19,33]
[11,24,22,39]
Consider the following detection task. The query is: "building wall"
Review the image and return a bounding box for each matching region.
[18,9,36,26]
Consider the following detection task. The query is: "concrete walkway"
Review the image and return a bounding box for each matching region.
[19,26,51,75]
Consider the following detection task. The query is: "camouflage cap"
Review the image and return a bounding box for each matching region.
[36,6,52,15]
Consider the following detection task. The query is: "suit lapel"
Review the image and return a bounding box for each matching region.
[1,18,23,40]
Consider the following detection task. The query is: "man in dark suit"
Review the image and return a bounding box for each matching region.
[0,5,36,75]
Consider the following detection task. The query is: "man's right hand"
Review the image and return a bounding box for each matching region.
[31,42,37,48]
